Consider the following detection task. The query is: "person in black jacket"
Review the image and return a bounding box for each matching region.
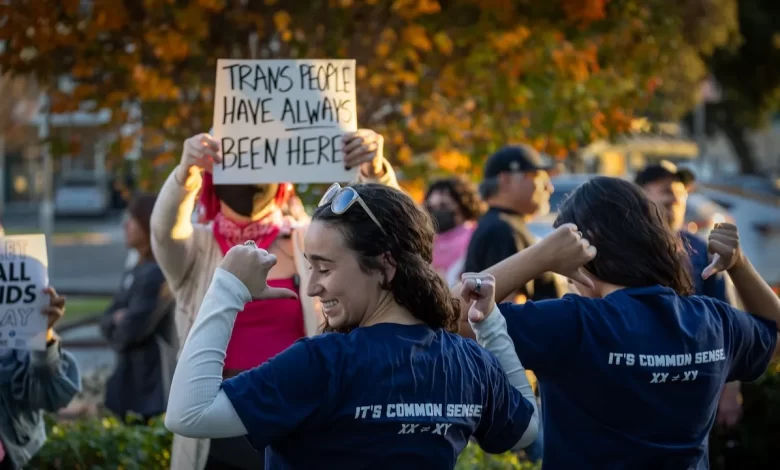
[463,146,566,310]
[462,145,566,463]
[100,192,177,423]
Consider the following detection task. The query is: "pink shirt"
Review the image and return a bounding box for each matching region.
[223,277,305,370]
[432,223,476,282]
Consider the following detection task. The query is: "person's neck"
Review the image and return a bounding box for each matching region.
[361,291,422,328]
[134,244,153,262]
[220,201,278,223]
[599,282,625,297]
[486,199,532,222]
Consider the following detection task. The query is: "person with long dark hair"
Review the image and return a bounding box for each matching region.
[165,183,539,469]
[101,192,176,423]
[459,176,779,469]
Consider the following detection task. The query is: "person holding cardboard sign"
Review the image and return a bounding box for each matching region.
[151,128,399,470]
[0,286,81,470]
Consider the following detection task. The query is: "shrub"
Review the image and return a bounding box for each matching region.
[709,360,780,470]
[28,413,539,470]
[456,444,541,469]
[28,414,172,470]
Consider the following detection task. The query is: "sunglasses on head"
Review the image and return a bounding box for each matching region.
[318,183,387,235]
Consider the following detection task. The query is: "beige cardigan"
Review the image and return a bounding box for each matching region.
[151,162,398,470]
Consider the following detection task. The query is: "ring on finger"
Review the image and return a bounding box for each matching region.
[244,240,257,247]
[474,278,482,295]
[576,231,583,239]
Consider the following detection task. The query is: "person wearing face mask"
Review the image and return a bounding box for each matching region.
[424,177,483,286]
[151,128,398,470]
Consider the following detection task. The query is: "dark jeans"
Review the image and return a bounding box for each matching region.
[205,436,265,470]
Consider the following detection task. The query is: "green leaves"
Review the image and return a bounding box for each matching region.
[29,414,173,470]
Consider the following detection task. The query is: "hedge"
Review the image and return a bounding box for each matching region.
[28,414,540,469]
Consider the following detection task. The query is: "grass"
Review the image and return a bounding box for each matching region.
[62,296,112,324]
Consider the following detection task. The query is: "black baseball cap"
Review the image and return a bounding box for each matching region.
[634,160,696,187]
[483,145,555,179]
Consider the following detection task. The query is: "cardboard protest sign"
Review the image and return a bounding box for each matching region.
[0,234,49,351]
[212,59,359,184]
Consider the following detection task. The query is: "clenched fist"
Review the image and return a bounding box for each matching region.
[219,241,298,301]
[537,223,598,288]
[703,223,743,280]
[459,273,497,323]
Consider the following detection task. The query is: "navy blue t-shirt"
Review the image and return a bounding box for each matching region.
[499,286,777,469]
[221,323,534,469]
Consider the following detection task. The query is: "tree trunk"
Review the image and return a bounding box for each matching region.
[720,116,758,175]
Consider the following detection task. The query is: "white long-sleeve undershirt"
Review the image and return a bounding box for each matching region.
[165,269,540,449]
[470,305,540,450]
[164,268,249,438]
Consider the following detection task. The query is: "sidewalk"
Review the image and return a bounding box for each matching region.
[2,211,125,246]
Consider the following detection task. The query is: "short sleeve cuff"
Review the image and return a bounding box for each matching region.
[220,379,267,452]
[743,317,778,383]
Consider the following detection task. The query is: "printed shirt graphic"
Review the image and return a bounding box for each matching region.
[221,323,534,469]
[498,286,777,470]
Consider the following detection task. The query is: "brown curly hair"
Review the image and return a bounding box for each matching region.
[313,183,461,334]
[424,177,484,221]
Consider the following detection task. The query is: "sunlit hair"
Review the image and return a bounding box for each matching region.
[554,176,694,295]
[312,183,460,333]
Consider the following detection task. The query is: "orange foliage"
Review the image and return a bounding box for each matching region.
[0,0,731,192]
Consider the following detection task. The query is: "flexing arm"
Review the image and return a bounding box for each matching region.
[164,268,249,438]
[166,246,324,446]
[455,244,547,336]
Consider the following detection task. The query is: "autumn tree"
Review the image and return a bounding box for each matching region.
[0,0,739,198]
[0,72,40,214]
[680,0,780,174]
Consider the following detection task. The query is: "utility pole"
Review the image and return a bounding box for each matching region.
[37,94,54,267]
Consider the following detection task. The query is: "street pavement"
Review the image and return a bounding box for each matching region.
[3,211,129,293]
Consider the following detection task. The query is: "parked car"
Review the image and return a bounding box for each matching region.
[54,172,112,217]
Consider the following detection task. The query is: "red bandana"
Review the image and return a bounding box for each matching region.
[212,211,295,254]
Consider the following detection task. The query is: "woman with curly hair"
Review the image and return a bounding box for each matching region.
[165,183,539,469]
[424,177,483,286]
